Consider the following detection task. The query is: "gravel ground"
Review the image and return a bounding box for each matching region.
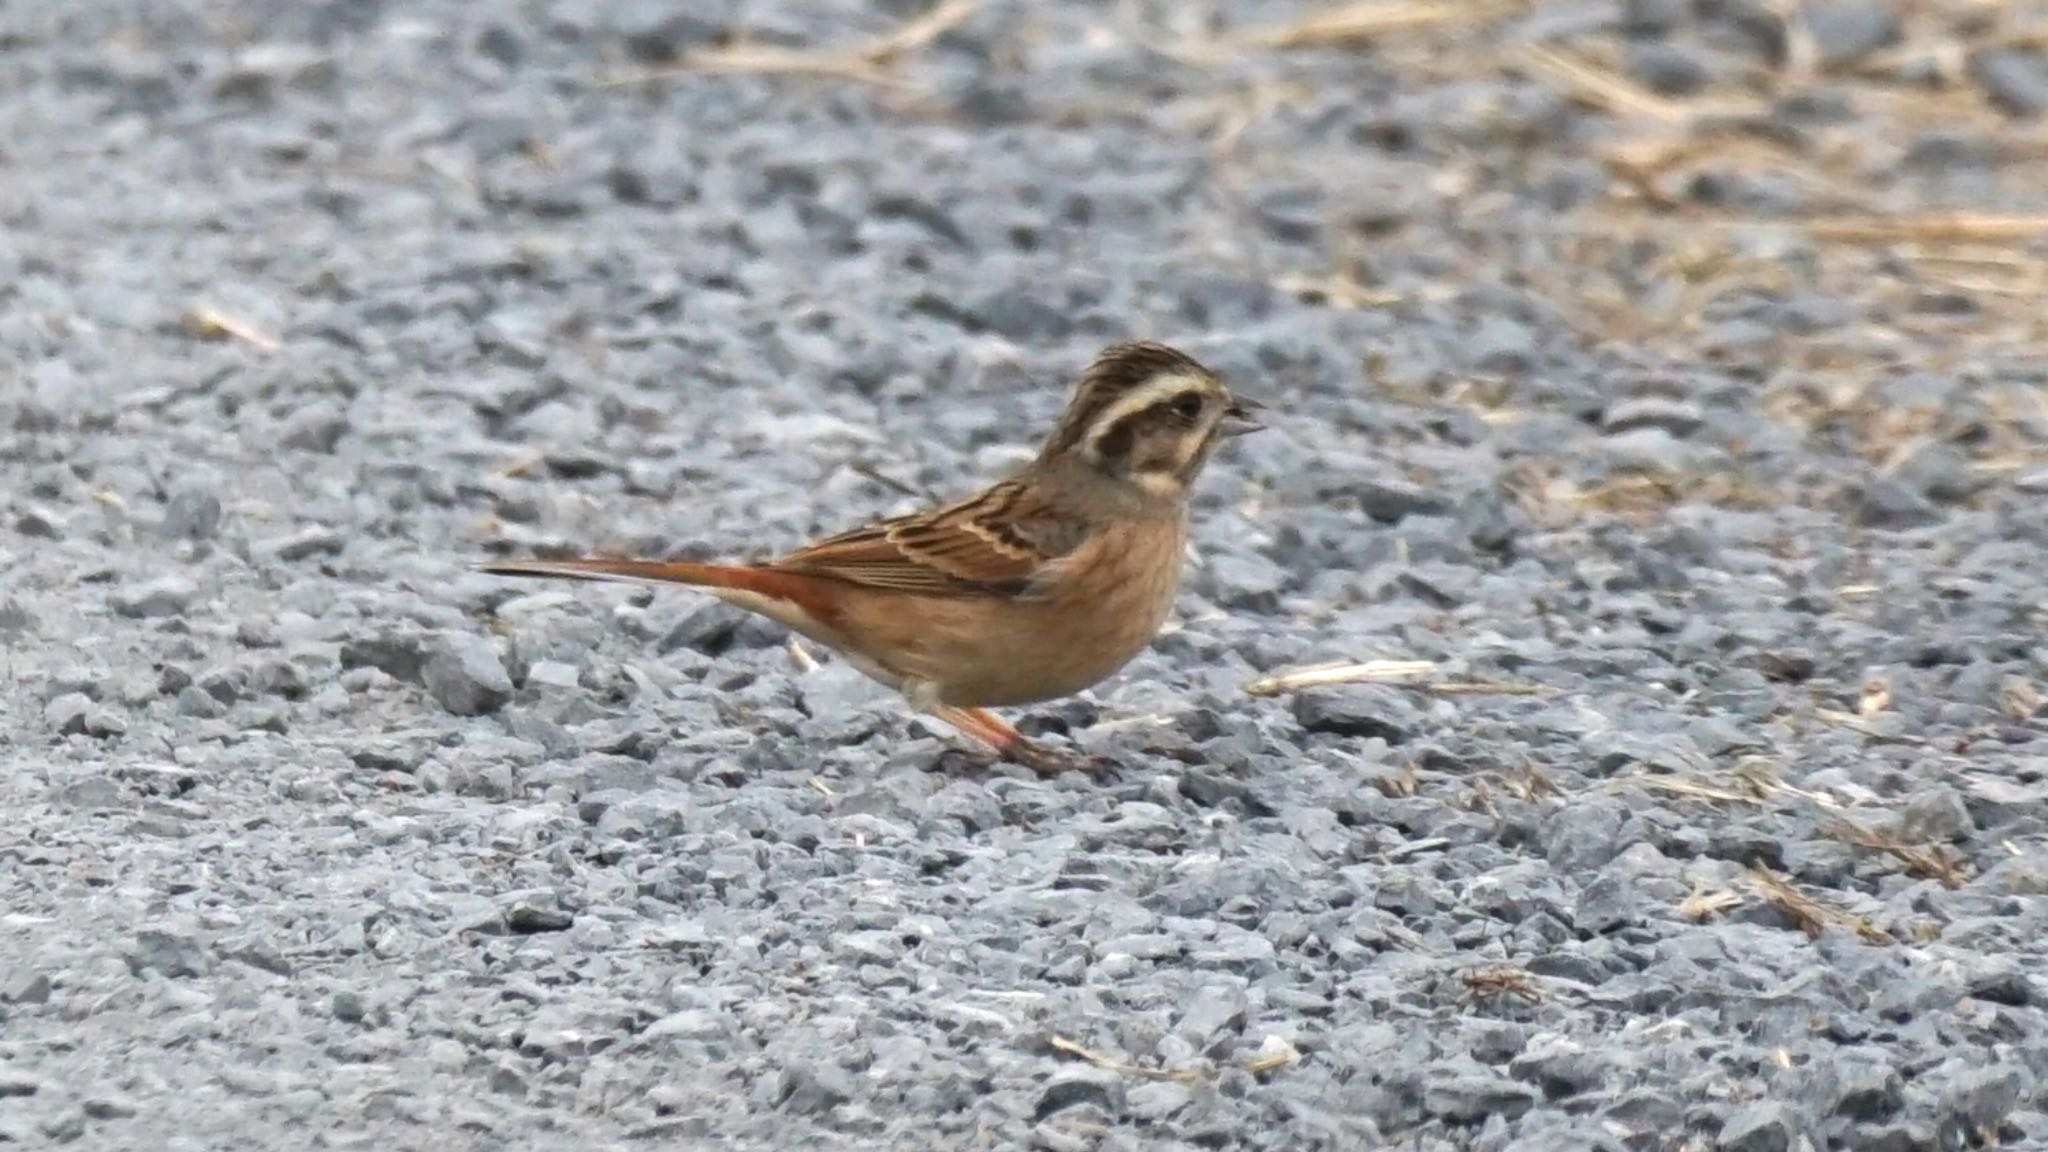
[6,1,2048,1149]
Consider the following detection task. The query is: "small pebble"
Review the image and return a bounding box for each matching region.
[110,575,198,619]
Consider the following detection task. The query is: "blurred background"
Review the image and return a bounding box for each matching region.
[4,3,2048,1151]
[8,0,2046,556]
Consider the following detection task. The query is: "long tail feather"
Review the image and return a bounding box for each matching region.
[477,557,840,623]
[477,557,741,588]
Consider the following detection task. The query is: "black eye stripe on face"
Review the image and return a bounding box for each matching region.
[1093,415,1137,460]
[1092,389,1219,458]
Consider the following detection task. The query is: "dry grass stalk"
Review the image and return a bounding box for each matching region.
[1049,1036,1204,1082]
[1612,774,1764,807]
[180,305,279,351]
[1462,965,1543,1004]
[1814,707,1926,746]
[847,459,924,499]
[860,0,979,64]
[1730,757,1843,809]
[1379,836,1449,863]
[1086,712,1176,737]
[1678,883,1744,921]
[1175,0,1519,60]
[1904,245,2048,300]
[1511,43,1683,121]
[599,0,975,88]
[786,639,822,675]
[1245,660,1437,695]
[1921,267,2048,299]
[1242,1035,1302,1075]
[1510,43,1767,124]
[1375,761,1421,798]
[1826,818,1969,889]
[1728,757,1787,803]
[1568,473,1677,516]
[1802,214,2048,244]
[1244,660,1550,698]
[1500,764,1559,802]
[1600,130,1824,211]
[1903,246,2048,273]
[1468,779,1498,817]
[1558,470,1782,519]
[1747,867,1827,938]
[1747,865,1893,944]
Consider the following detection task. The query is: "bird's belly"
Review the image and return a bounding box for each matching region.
[740,593,1156,706]
[929,602,1162,706]
[912,557,1181,707]
[816,517,1187,708]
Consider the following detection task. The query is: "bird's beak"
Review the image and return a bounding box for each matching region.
[1220,395,1266,437]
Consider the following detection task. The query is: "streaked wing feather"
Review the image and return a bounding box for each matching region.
[771,481,1087,598]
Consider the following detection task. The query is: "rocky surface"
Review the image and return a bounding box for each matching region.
[4,1,2047,1149]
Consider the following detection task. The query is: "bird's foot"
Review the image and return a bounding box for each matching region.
[1003,737,1113,778]
[932,705,1109,777]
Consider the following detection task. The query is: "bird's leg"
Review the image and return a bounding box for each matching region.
[930,704,1029,758]
[902,680,1088,775]
[932,706,1087,776]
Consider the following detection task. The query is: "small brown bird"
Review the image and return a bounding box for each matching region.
[480,341,1262,772]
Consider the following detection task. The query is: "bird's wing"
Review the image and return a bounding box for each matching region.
[770,481,1089,599]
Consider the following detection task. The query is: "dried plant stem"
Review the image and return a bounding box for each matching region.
[598,0,976,88]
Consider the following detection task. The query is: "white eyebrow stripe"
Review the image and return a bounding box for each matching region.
[1081,374,1209,454]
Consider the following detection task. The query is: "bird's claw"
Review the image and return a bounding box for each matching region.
[1006,738,1112,777]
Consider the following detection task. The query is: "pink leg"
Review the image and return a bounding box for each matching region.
[933,706,1079,775]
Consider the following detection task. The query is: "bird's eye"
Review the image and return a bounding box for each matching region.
[1168,393,1204,421]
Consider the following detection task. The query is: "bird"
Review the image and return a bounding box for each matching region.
[479,340,1263,773]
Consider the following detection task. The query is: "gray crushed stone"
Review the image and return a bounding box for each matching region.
[3,1,2048,1150]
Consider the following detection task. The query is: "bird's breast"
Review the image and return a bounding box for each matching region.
[922,515,1187,707]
